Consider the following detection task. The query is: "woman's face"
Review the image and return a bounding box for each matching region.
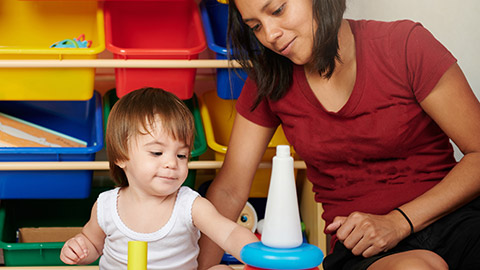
[235,0,315,65]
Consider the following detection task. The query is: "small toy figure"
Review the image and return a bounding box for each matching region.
[50,34,91,48]
[237,201,258,233]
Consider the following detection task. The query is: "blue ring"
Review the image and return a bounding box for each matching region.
[241,242,324,269]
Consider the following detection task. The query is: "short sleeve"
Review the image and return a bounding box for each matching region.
[405,24,457,102]
[177,187,201,236]
[96,191,106,232]
[95,188,118,234]
[236,77,281,128]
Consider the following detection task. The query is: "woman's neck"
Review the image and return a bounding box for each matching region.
[304,19,357,113]
[305,19,355,74]
[338,20,356,68]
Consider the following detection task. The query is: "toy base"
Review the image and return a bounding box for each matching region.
[241,242,323,270]
[244,265,319,270]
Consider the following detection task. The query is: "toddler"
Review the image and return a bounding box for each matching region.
[60,87,258,269]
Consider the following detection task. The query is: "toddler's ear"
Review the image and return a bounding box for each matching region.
[115,160,126,169]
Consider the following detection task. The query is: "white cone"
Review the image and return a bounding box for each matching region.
[261,145,303,248]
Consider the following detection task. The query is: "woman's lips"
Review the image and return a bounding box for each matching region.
[279,38,295,56]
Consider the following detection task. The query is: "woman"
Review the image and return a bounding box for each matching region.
[198,0,480,269]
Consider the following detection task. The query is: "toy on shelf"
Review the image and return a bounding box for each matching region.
[50,34,92,48]
[0,112,86,148]
[241,145,324,270]
[237,201,259,233]
[128,241,147,270]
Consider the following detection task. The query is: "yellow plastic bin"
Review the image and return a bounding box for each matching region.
[200,90,294,198]
[0,0,105,100]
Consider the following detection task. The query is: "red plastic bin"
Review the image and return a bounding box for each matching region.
[104,0,206,100]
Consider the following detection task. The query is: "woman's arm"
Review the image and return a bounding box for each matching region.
[401,63,480,228]
[326,63,480,257]
[60,201,106,264]
[197,114,276,269]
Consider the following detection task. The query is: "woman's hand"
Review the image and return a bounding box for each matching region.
[325,210,412,257]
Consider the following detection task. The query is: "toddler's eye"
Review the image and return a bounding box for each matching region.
[177,154,188,159]
[151,152,163,157]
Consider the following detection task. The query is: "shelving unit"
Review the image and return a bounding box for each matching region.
[0,0,327,267]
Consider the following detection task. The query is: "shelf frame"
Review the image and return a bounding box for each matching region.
[0,59,243,68]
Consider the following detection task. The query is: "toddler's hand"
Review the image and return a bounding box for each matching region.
[60,235,89,264]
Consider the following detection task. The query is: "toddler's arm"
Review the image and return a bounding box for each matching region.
[193,196,259,263]
[60,201,106,265]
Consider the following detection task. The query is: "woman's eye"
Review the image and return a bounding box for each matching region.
[251,24,261,32]
[272,4,285,16]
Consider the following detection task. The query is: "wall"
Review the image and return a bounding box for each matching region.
[344,0,480,160]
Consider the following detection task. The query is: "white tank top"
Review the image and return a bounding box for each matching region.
[97,186,201,270]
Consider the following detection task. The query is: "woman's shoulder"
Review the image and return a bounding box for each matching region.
[348,19,423,39]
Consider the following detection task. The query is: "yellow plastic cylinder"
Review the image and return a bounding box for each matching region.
[128,241,148,270]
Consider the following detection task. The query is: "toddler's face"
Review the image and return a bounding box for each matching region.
[117,119,190,197]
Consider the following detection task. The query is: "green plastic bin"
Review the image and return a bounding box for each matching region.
[0,188,107,266]
[102,89,207,188]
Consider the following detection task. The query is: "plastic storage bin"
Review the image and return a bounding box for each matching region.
[104,0,206,100]
[200,90,293,197]
[103,89,207,188]
[0,188,106,266]
[200,0,247,100]
[0,92,103,199]
[0,0,105,100]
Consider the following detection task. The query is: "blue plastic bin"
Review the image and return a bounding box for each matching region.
[0,92,103,199]
[200,1,247,100]
[203,0,228,48]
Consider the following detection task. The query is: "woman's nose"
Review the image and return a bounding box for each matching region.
[264,22,283,44]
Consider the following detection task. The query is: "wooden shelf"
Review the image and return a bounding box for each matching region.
[0,59,243,69]
[0,161,307,171]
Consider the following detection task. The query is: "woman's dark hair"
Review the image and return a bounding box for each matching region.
[227,0,346,110]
